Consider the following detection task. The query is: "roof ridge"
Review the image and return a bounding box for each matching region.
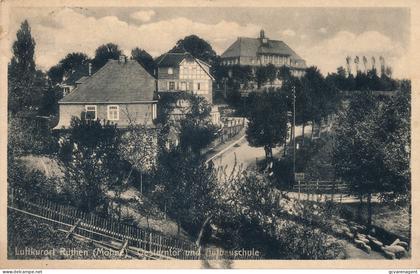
[60,60,114,102]
[156,52,168,66]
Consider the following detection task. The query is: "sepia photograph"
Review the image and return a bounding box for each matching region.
[0,0,417,269]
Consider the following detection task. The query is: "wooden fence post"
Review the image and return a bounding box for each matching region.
[149,232,153,252]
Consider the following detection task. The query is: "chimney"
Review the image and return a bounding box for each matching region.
[119,55,127,64]
[88,63,92,76]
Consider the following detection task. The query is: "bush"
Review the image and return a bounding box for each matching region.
[8,115,58,156]
[276,220,344,259]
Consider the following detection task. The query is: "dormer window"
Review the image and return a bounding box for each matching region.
[168,67,173,74]
[63,87,71,95]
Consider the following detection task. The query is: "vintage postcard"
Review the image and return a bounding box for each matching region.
[0,0,419,269]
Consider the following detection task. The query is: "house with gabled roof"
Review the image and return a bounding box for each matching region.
[221,30,307,78]
[55,56,158,129]
[155,51,215,104]
[155,51,220,125]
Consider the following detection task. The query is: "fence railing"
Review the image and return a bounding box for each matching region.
[292,180,349,194]
[8,188,199,260]
[212,117,245,146]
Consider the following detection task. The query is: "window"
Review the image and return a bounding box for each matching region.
[152,103,157,120]
[180,82,187,91]
[107,105,119,121]
[85,105,97,120]
[63,87,71,95]
[169,81,175,90]
[197,83,201,90]
[168,67,173,74]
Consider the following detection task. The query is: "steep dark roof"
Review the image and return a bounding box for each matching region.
[60,60,156,103]
[155,52,195,67]
[221,37,305,61]
[155,52,215,80]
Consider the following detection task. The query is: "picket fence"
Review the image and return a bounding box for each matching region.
[8,188,200,260]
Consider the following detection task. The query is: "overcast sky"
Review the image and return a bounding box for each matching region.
[7,6,410,78]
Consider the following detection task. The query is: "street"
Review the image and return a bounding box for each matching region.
[211,124,311,174]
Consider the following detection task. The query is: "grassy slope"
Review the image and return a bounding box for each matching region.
[8,210,122,259]
[19,155,192,241]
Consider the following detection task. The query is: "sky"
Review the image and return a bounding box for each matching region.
[6,6,410,78]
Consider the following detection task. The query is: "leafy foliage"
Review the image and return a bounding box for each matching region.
[47,52,90,85]
[170,35,217,65]
[154,149,219,235]
[245,91,288,159]
[92,43,122,70]
[326,67,397,91]
[8,115,58,156]
[59,117,130,213]
[131,47,156,76]
[255,64,277,87]
[119,123,158,174]
[157,92,217,153]
[333,87,411,223]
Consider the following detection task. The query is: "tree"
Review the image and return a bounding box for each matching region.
[255,65,277,88]
[10,20,35,74]
[157,92,217,154]
[131,47,156,76]
[170,35,217,65]
[302,66,339,137]
[245,91,288,161]
[118,122,158,194]
[153,92,218,237]
[48,52,90,85]
[92,43,122,70]
[333,91,385,226]
[59,117,130,214]
[154,146,219,237]
[233,65,254,85]
[377,86,410,201]
[8,20,44,114]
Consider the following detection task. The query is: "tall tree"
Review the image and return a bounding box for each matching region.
[170,35,217,65]
[377,86,411,201]
[246,91,288,160]
[8,20,44,114]
[92,43,122,70]
[302,66,338,136]
[131,47,156,76]
[333,91,385,226]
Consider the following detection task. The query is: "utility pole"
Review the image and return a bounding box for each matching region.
[292,85,296,178]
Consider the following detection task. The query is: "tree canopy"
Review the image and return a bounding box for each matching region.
[131,47,156,76]
[333,87,411,224]
[48,52,90,85]
[92,43,122,70]
[170,35,217,65]
[245,91,288,160]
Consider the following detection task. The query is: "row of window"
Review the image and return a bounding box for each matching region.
[84,104,157,121]
[167,81,208,93]
[165,66,209,80]
[85,105,119,121]
[222,56,305,67]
